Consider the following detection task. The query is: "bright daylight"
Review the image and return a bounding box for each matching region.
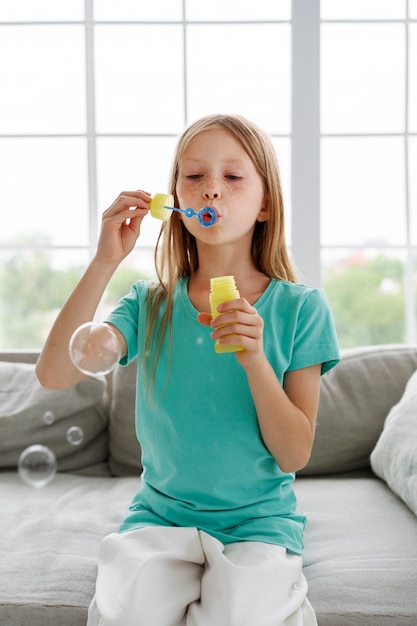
[1,1,417,625]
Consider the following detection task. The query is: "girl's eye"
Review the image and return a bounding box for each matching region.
[226,175,242,180]
[187,174,202,179]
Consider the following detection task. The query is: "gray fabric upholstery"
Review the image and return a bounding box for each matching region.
[1,471,416,625]
[295,473,417,624]
[0,361,109,474]
[108,359,141,476]
[300,344,417,475]
[107,345,417,479]
[0,472,138,625]
[1,345,417,625]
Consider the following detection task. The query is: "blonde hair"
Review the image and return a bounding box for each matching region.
[144,114,296,394]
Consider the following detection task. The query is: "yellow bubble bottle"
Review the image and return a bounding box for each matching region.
[209,276,245,353]
[150,193,174,221]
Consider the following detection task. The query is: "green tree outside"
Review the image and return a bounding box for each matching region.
[0,245,149,349]
[323,253,406,348]
[0,246,412,350]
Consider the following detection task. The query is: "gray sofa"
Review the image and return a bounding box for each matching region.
[1,344,417,625]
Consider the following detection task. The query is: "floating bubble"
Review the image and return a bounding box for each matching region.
[69,322,122,376]
[18,444,57,488]
[66,425,84,446]
[43,410,55,426]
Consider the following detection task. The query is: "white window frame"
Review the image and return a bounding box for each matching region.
[1,0,416,343]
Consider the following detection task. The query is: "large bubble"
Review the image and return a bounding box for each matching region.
[69,321,122,376]
[18,444,57,488]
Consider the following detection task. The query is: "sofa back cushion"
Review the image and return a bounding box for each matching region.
[107,345,417,478]
[108,359,142,476]
[0,361,109,475]
[299,344,417,475]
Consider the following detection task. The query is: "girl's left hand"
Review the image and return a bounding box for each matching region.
[197,298,266,369]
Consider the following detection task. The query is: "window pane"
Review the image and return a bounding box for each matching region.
[321,0,405,20]
[322,248,406,348]
[186,0,290,21]
[94,0,182,21]
[186,24,290,135]
[0,0,84,21]
[0,139,89,247]
[0,25,85,134]
[410,137,417,244]
[0,249,89,350]
[321,137,405,246]
[321,24,405,134]
[97,137,179,247]
[95,25,184,134]
[411,0,417,19]
[410,24,417,132]
[102,249,157,320]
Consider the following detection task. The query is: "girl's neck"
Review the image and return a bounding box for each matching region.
[193,241,255,282]
[186,240,271,309]
[188,255,270,309]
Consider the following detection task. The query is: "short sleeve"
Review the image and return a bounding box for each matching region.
[105,280,149,366]
[288,288,340,375]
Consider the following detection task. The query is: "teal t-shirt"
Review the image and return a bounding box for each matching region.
[106,278,340,555]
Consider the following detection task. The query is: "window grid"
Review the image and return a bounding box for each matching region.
[319,2,417,343]
[1,1,417,344]
[0,1,292,253]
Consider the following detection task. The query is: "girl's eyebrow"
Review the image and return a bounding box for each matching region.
[181,157,246,165]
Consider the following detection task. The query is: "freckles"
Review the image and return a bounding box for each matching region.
[224,183,236,196]
[181,181,201,196]
[176,183,195,207]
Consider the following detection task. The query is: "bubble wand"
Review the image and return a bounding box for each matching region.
[150,193,219,227]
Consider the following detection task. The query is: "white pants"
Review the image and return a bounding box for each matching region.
[87,527,317,626]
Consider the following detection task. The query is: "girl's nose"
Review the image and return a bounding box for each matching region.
[203,190,220,200]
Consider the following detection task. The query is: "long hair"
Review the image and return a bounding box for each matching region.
[144,114,296,396]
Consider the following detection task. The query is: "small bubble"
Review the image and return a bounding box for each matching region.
[66,426,84,446]
[43,410,55,426]
[18,445,57,488]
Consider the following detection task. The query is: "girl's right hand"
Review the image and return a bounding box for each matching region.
[95,190,152,266]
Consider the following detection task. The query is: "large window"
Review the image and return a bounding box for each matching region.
[320,0,417,346]
[0,0,416,350]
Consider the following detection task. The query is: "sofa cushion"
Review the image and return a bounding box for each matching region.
[0,361,109,475]
[371,368,417,516]
[0,472,139,626]
[108,359,142,476]
[299,344,417,476]
[295,472,417,624]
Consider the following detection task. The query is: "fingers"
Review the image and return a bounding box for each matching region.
[197,312,213,327]
[103,190,152,221]
[209,299,264,347]
[95,190,153,264]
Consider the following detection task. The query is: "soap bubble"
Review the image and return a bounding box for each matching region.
[66,425,84,446]
[43,410,55,426]
[18,444,57,488]
[69,322,122,376]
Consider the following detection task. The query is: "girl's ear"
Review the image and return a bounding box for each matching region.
[256,199,269,223]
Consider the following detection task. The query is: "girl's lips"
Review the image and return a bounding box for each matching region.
[201,206,220,225]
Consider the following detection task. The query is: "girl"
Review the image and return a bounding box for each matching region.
[37,114,340,625]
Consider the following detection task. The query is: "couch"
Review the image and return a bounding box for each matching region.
[1,344,417,625]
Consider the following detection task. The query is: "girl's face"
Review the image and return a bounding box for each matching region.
[175,128,268,245]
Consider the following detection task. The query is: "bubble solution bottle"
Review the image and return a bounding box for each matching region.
[209,276,245,353]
